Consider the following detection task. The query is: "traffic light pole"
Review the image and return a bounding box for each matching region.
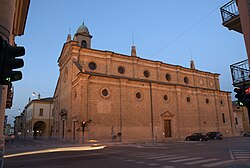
[0,85,7,167]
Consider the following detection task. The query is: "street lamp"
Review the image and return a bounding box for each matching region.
[32,92,41,99]
[29,92,41,101]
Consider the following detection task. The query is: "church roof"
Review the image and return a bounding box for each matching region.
[76,22,89,34]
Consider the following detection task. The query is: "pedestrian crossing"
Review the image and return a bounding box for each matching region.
[230,150,250,160]
[110,152,236,168]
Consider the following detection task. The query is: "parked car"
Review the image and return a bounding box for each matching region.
[185,133,207,141]
[243,131,250,137]
[206,132,223,140]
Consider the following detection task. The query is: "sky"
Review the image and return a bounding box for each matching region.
[6,0,247,125]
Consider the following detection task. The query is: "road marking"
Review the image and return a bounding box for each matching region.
[161,166,175,168]
[137,154,158,158]
[230,150,235,160]
[158,156,187,161]
[147,155,176,159]
[147,163,160,166]
[125,159,134,162]
[202,160,235,167]
[170,157,203,163]
[185,158,219,165]
[230,150,250,160]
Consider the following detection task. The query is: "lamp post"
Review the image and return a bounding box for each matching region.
[32,92,41,100]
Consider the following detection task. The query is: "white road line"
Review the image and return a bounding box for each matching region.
[236,156,250,159]
[147,163,160,166]
[202,160,235,167]
[131,153,153,156]
[157,156,187,161]
[170,157,203,163]
[229,150,235,160]
[161,166,175,168]
[137,154,161,158]
[147,155,176,160]
[235,154,250,156]
[235,151,250,153]
[124,159,134,162]
[185,158,219,165]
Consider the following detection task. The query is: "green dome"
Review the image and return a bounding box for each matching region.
[77,22,89,34]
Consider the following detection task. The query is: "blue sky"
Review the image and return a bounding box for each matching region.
[6,0,247,124]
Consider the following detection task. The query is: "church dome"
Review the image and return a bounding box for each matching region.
[76,22,89,34]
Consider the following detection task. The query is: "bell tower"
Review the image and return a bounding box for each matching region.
[74,22,92,48]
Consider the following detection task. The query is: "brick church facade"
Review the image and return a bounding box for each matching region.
[53,23,236,143]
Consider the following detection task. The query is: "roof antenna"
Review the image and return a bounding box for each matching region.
[190,48,193,60]
[132,30,135,46]
[190,48,195,69]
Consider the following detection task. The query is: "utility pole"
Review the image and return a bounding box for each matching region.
[0,85,7,167]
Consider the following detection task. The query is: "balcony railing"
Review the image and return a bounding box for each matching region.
[230,59,250,85]
[220,0,239,23]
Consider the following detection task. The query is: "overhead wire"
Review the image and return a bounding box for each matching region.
[152,1,227,57]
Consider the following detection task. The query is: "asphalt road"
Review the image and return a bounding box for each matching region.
[3,137,250,168]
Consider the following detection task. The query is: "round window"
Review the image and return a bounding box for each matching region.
[118,66,125,74]
[135,92,142,100]
[184,77,189,84]
[143,70,150,78]
[206,98,209,104]
[163,95,169,102]
[220,100,224,106]
[100,88,110,98]
[88,62,97,70]
[187,96,191,102]
[166,73,171,81]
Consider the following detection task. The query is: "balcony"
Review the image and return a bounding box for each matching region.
[230,59,250,86]
[220,0,242,33]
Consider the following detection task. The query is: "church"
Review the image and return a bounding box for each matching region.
[53,22,236,143]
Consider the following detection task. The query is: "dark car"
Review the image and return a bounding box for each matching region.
[206,132,223,140]
[243,131,250,137]
[186,133,207,141]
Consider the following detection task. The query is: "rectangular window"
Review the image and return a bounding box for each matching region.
[39,108,44,116]
[235,118,238,125]
[222,113,226,123]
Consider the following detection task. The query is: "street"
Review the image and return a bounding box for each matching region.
[3,137,250,168]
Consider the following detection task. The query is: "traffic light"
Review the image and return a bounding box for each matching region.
[234,87,245,106]
[0,35,25,85]
[244,87,250,105]
[6,83,13,109]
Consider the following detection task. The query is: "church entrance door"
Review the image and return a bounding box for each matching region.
[164,119,171,138]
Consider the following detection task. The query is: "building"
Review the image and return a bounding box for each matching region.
[220,0,250,128]
[53,23,236,143]
[24,97,53,139]
[14,114,23,137]
[232,101,250,133]
[221,0,250,65]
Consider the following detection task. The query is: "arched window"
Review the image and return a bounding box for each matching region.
[81,40,87,48]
